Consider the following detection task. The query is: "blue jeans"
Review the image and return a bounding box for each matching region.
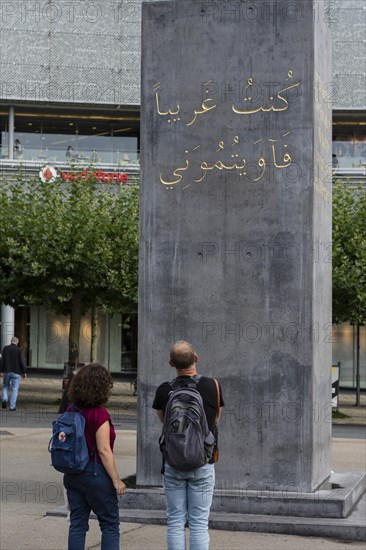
[163,463,215,550]
[2,372,21,409]
[64,461,120,550]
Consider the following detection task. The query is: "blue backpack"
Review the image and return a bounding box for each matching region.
[48,405,90,474]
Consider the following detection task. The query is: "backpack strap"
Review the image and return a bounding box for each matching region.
[170,374,201,390]
[213,378,220,420]
[212,378,220,463]
[67,403,81,413]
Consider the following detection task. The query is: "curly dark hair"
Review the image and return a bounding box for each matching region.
[67,363,113,408]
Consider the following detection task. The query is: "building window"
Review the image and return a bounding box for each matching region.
[0,106,140,164]
[333,324,366,389]
[333,112,366,170]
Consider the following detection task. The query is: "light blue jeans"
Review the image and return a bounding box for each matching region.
[163,463,215,550]
[2,372,21,409]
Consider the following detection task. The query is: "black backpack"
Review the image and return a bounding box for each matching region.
[159,375,215,471]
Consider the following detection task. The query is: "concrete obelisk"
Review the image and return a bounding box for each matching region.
[137,0,332,493]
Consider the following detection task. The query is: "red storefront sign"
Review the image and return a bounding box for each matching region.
[39,166,128,184]
[61,169,128,183]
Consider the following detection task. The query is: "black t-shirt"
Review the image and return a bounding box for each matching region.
[152,375,225,434]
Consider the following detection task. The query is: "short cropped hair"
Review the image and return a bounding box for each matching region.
[11,337,19,345]
[170,340,195,370]
[67,363,113,408]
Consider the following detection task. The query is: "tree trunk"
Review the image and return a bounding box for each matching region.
[356,324,360,407]
[68,290,82,369]
[90,304,98,363]
[15,307,29,363]
[59,290,82,412]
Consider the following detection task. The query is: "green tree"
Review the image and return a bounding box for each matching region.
[0,170,139,370]
[332,180,366,406]
[332,180,366,325]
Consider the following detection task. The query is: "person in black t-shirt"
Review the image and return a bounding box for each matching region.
[152,340,224,550]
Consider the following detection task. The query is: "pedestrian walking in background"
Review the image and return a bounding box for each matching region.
[14,138,24,158]
[153,340,224,550]
[63,363,126,550]
[1,336,26,411]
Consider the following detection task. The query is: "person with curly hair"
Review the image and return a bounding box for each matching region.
[63,363,125,550]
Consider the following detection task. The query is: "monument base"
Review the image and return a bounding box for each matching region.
[116,491,366,542]
[116,472,365,519]
[48,472,365,540]
[121,472,366,541]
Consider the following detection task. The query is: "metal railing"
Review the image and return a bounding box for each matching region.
[333,168,366,186]
[0,158,140,184]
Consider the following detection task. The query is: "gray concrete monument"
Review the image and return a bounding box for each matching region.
[138,0,334,495]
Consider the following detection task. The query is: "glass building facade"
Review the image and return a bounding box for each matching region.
[0,0,365,386]
[24,307,137,375]
[0,105,139,165]
[332,112,366,170]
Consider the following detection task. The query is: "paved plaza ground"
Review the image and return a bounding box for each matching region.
[0,374,365,549]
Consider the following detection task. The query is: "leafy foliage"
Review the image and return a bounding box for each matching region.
[0,172,139,312]
[0,170,139,362]
[332,180,366,325]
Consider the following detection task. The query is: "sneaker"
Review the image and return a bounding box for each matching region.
[1,401,7,409]
[9,408,16,411]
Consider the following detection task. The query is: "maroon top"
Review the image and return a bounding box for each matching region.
[67,406,116,463]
